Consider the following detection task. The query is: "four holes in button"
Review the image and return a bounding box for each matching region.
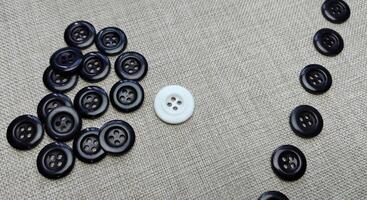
[16,122,35,140]
[71,26,89,41]
[107,128,127,147]
[45,150,66,170]
[85,58,102,74]
[82,136,99,154]
[329,2,344,16]
[102,33,120,47]
[279,152,299,172]
[52,113,74,133]
[122,58,140,74]
[52,72,69,84]
[307,70,325,87]
[298,112,316,128]
[167,96,182,111]
[322,34,337,48]
[82,93,101,110]
[118,86,137,104]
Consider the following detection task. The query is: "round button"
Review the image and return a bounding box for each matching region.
[110,80,144,112]
[80,52,111,83]
[115,52,148,80]
[74,86,109,118]
[37,142,75,179]
[322,0,350,24]
[45,106,82,141]
[99,120,135,155]
[300,64,332,94]
[290,105,323,138]
[95,27,127,56]
[313,28,344,56]
[64,20,96,49]
[7,115,44,150]
[154,85,195,124]
[73,127,106,163]
[271,145,307,181]
[37,93,73,122]
[50,47,83,74]
[258,191,289,200]
[43,66,78,93]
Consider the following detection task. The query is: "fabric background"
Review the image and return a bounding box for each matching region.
[0,0,366,199]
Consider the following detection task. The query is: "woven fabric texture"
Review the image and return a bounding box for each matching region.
[0,0,366,199]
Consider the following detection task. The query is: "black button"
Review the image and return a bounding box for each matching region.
[115,52,148,80]
[99,120,135,155]
[313,28,344,56]
[37,142,75,179]
[300,64,332,94]
[110,80,144,112]
[45,106,82,141]
[43,66,78,93]
[95,27,127,56]
[37,93,73,122]
[290,105,323,138]
[322,0,350,24]
[73,127,106,163]
[50,47,83,74]
[271,145,307,181]
[64,20,96,49]
[258,191,289,200]
[74,86,109,118]
[80,52,111,83]
[7,115,43,150]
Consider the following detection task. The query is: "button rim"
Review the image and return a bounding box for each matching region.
[64,20,96,49]
[300,64,332,94]
[37,93,73,122]
[109,80,144,113]
[43,66,78,93]
[321,0,350,24]
[313,28,344,56]
[74,86,109,118]
[50,47,83,74]
[73,127,106,163]
[114,51,148,81]
[80,51,111,83]
[258,191,289,200]
[95,27,127,56]
[290,105,323,138]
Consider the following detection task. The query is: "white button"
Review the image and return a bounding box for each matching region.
[154,85,195,124]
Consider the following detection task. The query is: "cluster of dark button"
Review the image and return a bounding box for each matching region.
[260,0,350,199]
[7,20,148,179]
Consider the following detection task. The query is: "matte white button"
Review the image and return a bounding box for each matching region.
[154,85,195,124]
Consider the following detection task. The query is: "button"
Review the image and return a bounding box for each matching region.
[74,86,109,118]
[271,145,307,181]
[98,120,135,155]
[115,52,148,80]
[110,80,144,112]
[37,93,73,122]
[313,28,344,56]
[37,142,75,179]
[7,115,43,150]
[322,0,350,24]
[80,52,111,83]
[290,105,323,138]
[45,106,82,141]
[73,127,106,163]
[43,66,78,93]
[300,64,332,94]
[258,191,289,200]
[64,20,96,49]
[154,85,195,124]
[50,47,83,74]
[95,27,127,56]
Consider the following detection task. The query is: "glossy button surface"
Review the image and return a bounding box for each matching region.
[73,127,106,163]
[313,28,344,56]
[290,105,323,138]
[80,52,111,83]
[258,191,289,200]
[300,64,332,94]
[50,47,83,74]
[43,66,78,93]
[115,51,148,80]
[110,80,144,112]
[64,20,96,49]
[95,27,127,56]
[74,86,109,118]
[322,0,350,24]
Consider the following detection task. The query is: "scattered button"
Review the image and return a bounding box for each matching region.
[258,191,289,200]
[322,0,350,24]
[50,47,83,74]
[43,66,78,93]
[98,120,135,155]
[64,20,96,49]
[115,51,148,80]
[74,86,109,118]
[110,80,144,112]
[37,142,75,179]
[37,93,73,122]
[154,85,195,124]
[80,52,111,83]
[313,28,344,56]
[271,145,307,181]
[300,64,332,94]
[95,27,127,56]
[7,115,43,150]
[45,106,82,141]
[290,105,323,138]
[73,127,106,163]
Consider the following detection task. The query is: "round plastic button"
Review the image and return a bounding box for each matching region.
[110,80,144,112]
[313,28,344,56]
[73,127,106,163]
[154,85,195,124]
[74,86,109,118]
[290,105,323,138]
[64,20,96,49]
[43,66,78,93]
[258,191,289,200]
[95,27,127,56]
[80,52,111,83]
[271,145,307,181]
[300,64,332,94]
[37,93,73,122]
[99,120,135,155]
[115,51,148,80]
[37,142,75,179]
[321,0,350,24]
[50,47,83,74]
[7,115,44,150]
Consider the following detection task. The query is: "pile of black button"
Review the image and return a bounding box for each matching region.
[7,20,148,179]
[259,0,350,199]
